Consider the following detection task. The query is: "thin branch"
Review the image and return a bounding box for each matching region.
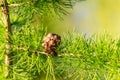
[1,0,11,77]
[58,53,81,57]
[0,2,31,7]
[14,46,48,56]
[7,2,31,7]
[12,45,81,57]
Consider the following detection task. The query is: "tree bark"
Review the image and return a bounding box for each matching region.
[1,0,11,77]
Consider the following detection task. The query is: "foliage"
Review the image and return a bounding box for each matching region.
[0,0,120,80]
[9,0,74,28]
[7,0,85,35]
[1,23,120,79]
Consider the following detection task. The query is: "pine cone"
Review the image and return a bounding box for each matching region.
[42,33,61,56]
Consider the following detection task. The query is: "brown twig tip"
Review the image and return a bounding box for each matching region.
[42,33,61,56]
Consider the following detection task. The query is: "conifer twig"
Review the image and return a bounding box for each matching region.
[7,2,31,7]
[0,1,31,7]
[14,46,49,56]
[13,45,81,57]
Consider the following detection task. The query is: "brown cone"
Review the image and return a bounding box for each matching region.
[42,33,61,56]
